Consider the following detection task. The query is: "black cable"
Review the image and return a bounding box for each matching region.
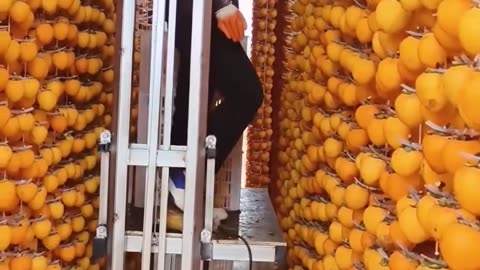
[238,235,253,270]
[206,234,252,269]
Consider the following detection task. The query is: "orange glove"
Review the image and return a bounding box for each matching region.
[216,4,247,42]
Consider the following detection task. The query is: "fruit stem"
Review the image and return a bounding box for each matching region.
[12,144,33,152]
[397,242,422,261]
[310,194,328,204]
[460,54,474,65]
[333,40,368,55]
[102,65,114,71]
[460,152,480,163]
[452,56,470,66]
[376,247,389,260]
[33,251,46,257]
[353,221,366,231]
[352,0,367,9]
[30,216,47,223]
[405,30,424,38]
[0,252,14,259]
[420,254,447,268]
[424,121,454,135]
[372,198,395,212]
[407,187,421,202]
[11,107,34,115]
[425,68,445,74]
[334,72,351,81]
[353,261,366,270]
[458,216,480,231]
[354,177,380,192]
[367,145,391,163]
[399,138,422,151]
[425,184,449,197]
[49,259,61,265]
[46,196,62,203]
[400,84,416,94]
[14,179,33,185]
[344,151,356,161]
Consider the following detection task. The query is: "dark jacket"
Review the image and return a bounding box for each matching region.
[154,0,239,54]
[162,0,239,20]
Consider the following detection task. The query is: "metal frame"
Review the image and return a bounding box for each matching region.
[124,231,282,262]
[181,0,212,267]
[108,0,212,268]
[109,0,136,268]
[107,0,286,269]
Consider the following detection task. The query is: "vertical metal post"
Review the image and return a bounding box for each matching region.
[92,130,112,261]
[182,0,212,267]
[133,29,152,208]
[156,0,178,267]
[200,135,217,261]
[110,0,136,268]
[204,135,217,234]
[142,0,167,268]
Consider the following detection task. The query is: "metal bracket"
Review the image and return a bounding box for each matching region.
[96,224,108,238]
[93,130,111,262]
[93,224,108,261]
[99,130,112,152]
[205,135,216,158]
[200,229,213,260]
[205,135,216,149]
[201,229,212,243]
[202,135,216,251]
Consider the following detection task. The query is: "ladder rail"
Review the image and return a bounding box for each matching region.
[157,0,179,266]
[109,0,136,268]
[182,0,213,267]
[141,0,168,268]
[109,0,214,268]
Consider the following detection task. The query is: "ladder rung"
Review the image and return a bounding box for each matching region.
[123,189,286,262]
[211,242,279,262]
[128,143,187,167]
[125,232,183,254]
[125,232,280,262]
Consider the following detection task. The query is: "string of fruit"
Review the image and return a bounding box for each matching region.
[271,0,299,219]
[0,0,115,269]
[246,0,277,187]
[273,0,480,269]
[129,5,146,144]
[266,0,294,201]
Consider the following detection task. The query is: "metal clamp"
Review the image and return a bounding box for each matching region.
[200,229,213,260]
[206,135,216,158]
[93,228,107,261]
[96,224,108,238]
[98,130,112,152]
[201,135,217,261]
[93,130,111,261]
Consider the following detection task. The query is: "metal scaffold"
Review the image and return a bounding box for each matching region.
[92,0,287,269]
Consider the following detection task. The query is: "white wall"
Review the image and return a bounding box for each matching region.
[240,0,253,57]
[239,0,254,187]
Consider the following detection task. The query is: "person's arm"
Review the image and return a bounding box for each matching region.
[214,0,246,42]
[213,0,232,14]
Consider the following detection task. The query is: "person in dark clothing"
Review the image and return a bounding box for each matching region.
[168,0,264,211]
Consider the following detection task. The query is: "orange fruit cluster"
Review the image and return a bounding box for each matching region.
[270,0,480,269]
[0,0,116,269]
[129,35,140,143]
[246,0,277,187]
